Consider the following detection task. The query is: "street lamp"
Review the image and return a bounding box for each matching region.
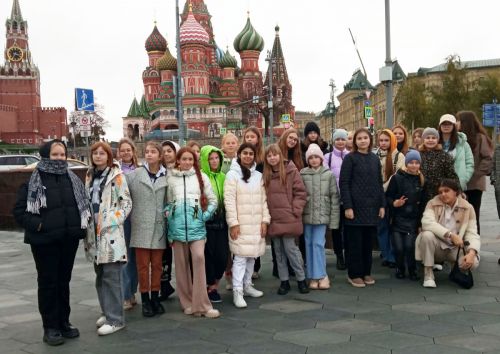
[329,79,336,140]
[175,0,185,145]
[265,50,274,144]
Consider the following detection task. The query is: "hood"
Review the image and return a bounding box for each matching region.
[170,167,196,177]
[428,195,469,210]
[229,158,256,177]
[457,131,468,145]
[200,145,224,175]
[301,165,329,176]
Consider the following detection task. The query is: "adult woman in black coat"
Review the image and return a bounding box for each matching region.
[13,140,90,346]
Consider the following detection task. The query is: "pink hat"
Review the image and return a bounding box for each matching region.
[305,143,324,162]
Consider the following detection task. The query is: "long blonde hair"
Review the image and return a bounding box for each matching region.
[221,132,239,157]
[263,144,287,188]
[118,137,139,167]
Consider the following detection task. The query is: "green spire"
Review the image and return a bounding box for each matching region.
[233,16,264,53]
[139,95,150,118]
[219,49,237,68]
[127,97,141,117]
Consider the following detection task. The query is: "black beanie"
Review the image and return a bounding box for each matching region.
[304,121,320,138]
[39,139,67,159]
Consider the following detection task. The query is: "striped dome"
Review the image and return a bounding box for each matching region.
[145,25,167,52]
[219,49,237,68]
[233,17,264,52]
[156,47,177,71]
[180,7,209,45]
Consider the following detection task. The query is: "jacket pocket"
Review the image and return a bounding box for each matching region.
[25,214,43,233]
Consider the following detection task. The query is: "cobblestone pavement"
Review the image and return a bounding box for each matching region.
[1,184,500,354]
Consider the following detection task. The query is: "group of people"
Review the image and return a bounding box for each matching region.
[12,110,498,346]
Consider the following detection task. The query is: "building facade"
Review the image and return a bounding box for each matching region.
[0,0,67,145]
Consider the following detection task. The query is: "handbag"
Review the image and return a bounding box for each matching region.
[448,245,474,289]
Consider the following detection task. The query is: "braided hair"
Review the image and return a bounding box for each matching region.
[175,147,208,211]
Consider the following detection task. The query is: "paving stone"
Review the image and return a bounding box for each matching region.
[392,343,478,354]
[151,340,228,354]
[77,298,100,307]
[435,333,500,352]
[392,301,464,315]
[244,316,316,334]
[0,299,31,309]
[392,319,473,338]
[0,339,27,353]
[325,300,391,314]
[473,322,500,337]
[431,310,500,326]
[259,299,322,313]
[307,342,390,354]
[0,312,40,324]
[200,328,273,346]
[358,293,424,305]
[316,318,389,334]
[355,310,429,324]
[426,294,497,306]
[273,328,350,346]
[351,330,433,349]
[465,301,500,315]
[284,308,352,322]
[227,340,306,354]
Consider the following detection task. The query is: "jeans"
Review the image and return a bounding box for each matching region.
[95,263,125,326]
[391,231,417,272]
[377,213,395,263]
[272,237,306,281]
[345,225,376,279]
[122,218,138,301]
[31,237,79,329]
[304,224,327,280]
[232,256,255,290]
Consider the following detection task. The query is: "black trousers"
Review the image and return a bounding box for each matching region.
[331,205,345,256]
[344,225,376,279]
[30,237,80,329]
[205,227,229,286]
[465,189,483,234]
[162,246,173,281]
[391,231,417,272]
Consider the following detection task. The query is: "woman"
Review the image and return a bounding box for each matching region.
[187,140,201,160]
[301,122,330,164]
[416,179,480,288]
[165,147,220,318]
[225,143,270,308]
[13,140,90,346]
[392,125,410,155]
[117,138,139,310]
[278,128,304,170]
[85,142,132,336]
[457,111,494,234]
[438,114,474,191]
[411,128,424,150]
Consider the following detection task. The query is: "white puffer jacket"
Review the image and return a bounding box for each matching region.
[224,160,270,257]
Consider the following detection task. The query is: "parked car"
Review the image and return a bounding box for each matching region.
[20,158,88,171]
[0,155,40,171]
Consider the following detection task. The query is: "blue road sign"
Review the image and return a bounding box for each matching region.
[364,100,371,106]
[75,88,95,112]
[482,104,500,128]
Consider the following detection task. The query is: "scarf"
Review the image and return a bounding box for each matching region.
[26,158,91,229]
[90,167,110,227]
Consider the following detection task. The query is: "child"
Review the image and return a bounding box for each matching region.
[85,142,132,335]
[411,128,424,150]
[300,144,339,290]
[225,143,270,308]
[278,128,304,170]
[126,142,167,317]
[392,125,410,155]
[200,145,229,303]
[221,133,240,174]
[165,147,220,318]
[301,122,331,157]
[187,140,201,160]
[264,144,308,295]
[339,128,385,288]
[386,150,425,280]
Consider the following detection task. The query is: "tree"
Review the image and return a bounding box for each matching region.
[68,103,109,146]
[395,78,432,130]
[469,74,500,114]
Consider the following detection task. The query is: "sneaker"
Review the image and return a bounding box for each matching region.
[423,267,436,288]
[96,315,106,328]
[433,264,443,271]
[297,280,310,294]
[43,328,64,346]
[97,324,125,336]
[423,279,437,288]
[195,309,220,319]
[208,289,222,303]
[347,277,366,288]
[252,271,260,280]
[277,281,291,295]
[233,289,247,308]
[243,284,263,298]
[318,276,331,290]
[363,276,376,285]
[60,322,80,339]
[123,300,133,311]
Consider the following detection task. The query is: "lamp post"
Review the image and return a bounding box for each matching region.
[384,0,393,128]
[329,79,336,140]
[175,0,185,145]
[265,50,274,144]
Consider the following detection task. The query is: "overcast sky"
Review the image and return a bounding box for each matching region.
[2,0,499,140]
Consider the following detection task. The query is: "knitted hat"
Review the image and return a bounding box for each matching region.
[304,121,320,137]
[421,127,439,139]
[332,129,348,142]
[405,149,421,165]
[39,139,67,159]
[439,114,456,126]
[305,143,324,162]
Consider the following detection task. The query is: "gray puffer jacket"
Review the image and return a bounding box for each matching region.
[300,166,340,229]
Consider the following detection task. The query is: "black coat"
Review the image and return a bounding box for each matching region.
[339,151,385,226]
[420,149,458,206]
[385,169,425,233]
[13,171,86,245]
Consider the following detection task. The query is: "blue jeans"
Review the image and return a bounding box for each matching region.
[377,213,395,263]
[304,224,327,280]
[122,218,138,301]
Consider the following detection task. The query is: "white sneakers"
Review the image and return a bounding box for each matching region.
[97,324,125,336]
[96,315,106,328]
[423,279,437,288]
[233,289,247,308]
[423,266,437,288]
[244,285,264,298]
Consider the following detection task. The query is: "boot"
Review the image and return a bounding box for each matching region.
[336,253,346,270]
[151,291,165,315]
[233,289,247,308]
[141,292,155,317]
[159,275,175,301]
[60,322,79,339]
[277,280,290,295]
[297,280,309,294]
[409,269,420,281]
[43,328,64,346]
[395,268,405,279]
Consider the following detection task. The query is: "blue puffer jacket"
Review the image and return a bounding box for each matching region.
[165,168,217,243]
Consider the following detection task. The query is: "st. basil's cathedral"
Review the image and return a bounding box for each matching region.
[123,0,294,141]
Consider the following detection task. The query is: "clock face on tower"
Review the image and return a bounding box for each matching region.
[7,46,23,62]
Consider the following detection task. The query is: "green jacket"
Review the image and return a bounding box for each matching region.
[445,132,474,191]
[200,145,226,216]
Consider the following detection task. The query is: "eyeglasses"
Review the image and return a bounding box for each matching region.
[287,137,299,142]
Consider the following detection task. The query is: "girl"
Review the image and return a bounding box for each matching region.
[118,138,139,311]
[85,142,132,336]
[13,140,90,346]
[162,140,180,171]
[264,144,308,295]
[340,128,385,288]
[221,132,239,174]
[126,142,167,317]
[411,128,424,150]
[301,122,330,164]
[376,129,404,268]
[419,127,459,207]
[278,128,304,170]
[200,145,229,303]
[225,143,270,308]
[187,140,201,160]
[301,144,339,290]
[165,147,220,318]
[457,111,494,234]
[392,124,410,155]
[323,129,349,270]
[438,114,474,191]
[386,150,425,280]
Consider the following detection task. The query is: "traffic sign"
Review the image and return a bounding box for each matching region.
[482,104,500,128]
[364,106,373,119]
[364,100,371,106]
[220,127,227,135]
[75,88,95,112]
[280,114,291,123]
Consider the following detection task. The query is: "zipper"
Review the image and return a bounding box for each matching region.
[183,175,188,242]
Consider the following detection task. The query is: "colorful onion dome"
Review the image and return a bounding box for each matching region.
[219,49,237,68]
[156,47,177,71]
[179,4,210,45]
[215,44,224,63]
[233,16,264,52]
[145,25,167,52]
